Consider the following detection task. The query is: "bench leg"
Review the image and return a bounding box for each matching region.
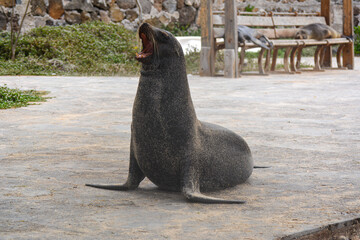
[258,48,266,75]
[200,46,215,76]
[238,47,246,73]
[337,44,346,68]
[319,45,328,68]
[224,49,238,78]
[283,47,292,73]
[265,49,271,73]
[296,46,304,69]
[290,46,301,73]
[314,45,325,71]
[271,48,278,72]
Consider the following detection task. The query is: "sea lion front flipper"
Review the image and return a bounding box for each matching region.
[181,163,246,204]
[86,140,145,191]
[85,183,132,190]
[248,35,270,50]
[341,35,353,41]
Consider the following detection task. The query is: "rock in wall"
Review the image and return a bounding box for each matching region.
[0,0,359,33]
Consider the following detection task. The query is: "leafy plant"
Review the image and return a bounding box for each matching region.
[185,47,200,74]
[0,0,32,60]
[0,84,49,109]
[245,5,255,12]
[0,21,140,76]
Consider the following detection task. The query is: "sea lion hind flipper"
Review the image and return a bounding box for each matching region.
[249,36,270,50]
[182,187,246,204]
[85,184,133,190]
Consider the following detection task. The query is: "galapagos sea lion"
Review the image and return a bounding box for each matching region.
[236,25,273,50]
[295,23,344,40]
[86,23,254,204]
[223,25,273,50]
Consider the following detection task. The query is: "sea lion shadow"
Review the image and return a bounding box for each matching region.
[133,186,186,203]
[133,180,255,203]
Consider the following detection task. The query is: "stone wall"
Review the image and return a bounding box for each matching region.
[0,0,359,33]
[0,0,201,32]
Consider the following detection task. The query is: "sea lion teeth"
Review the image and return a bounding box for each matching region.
[136,31,154,60]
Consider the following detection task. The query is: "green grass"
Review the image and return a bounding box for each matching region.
[0,84,50,109]
[0,21,140,76]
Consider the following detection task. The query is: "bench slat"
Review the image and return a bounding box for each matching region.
[214,28,299,39]
[215,38,350,49]
[214,15,326,27]
[214,15,274,26]
[258,29,297,39]
[272,16,326,26]
[237,16,274,26]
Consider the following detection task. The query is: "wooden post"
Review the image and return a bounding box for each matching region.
[321,0,332,68]
[200,0,215,76]
[224,0,238,78]
[343,0,354,69]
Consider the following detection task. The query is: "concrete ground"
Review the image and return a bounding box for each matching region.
[0,63,359,239]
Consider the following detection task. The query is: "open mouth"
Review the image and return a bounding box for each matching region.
[136,32,154,60]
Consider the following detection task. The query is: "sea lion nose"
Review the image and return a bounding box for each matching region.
[140,22,152,30]
[140,22,149,28]
[139,22,154,35]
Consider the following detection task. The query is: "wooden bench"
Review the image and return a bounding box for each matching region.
[200,0,355,78]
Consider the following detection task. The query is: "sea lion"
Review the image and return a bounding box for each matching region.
[86,23,254,204]
[295,23,343,40]
[223,25,273,50]
[237,25,273,50]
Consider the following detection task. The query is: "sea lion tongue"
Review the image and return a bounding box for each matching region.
[136,32,154,59]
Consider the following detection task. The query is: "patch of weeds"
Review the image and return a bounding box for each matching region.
[215,50,224,73]
[243,50,258,59]
[184,47,224,74]
[354,26,360,55]
[301,46,316,57]
[245,5,255,12]
[185,47,200,74]
[0,21,140,76]
[0,84,50,109]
